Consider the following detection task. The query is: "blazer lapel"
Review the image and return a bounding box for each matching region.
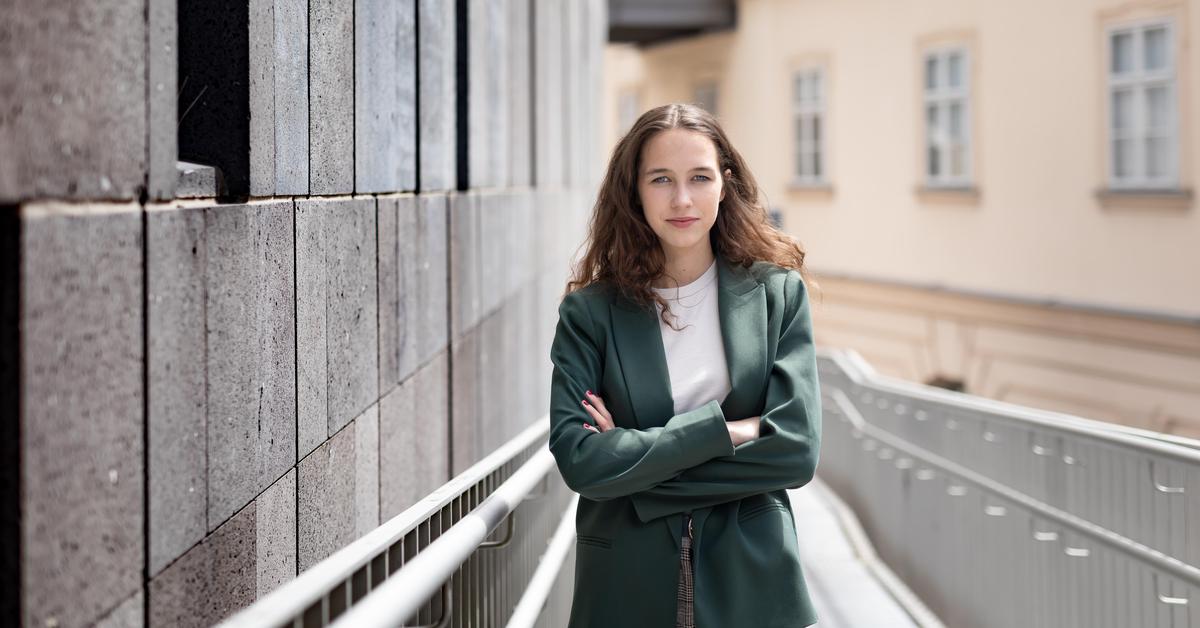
[608,294,675,431]
[608,254,769,432]
[715,256,769,422]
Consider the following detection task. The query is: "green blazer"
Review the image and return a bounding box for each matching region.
[548,253,822,628]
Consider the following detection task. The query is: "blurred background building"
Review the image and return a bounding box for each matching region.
[605,0,1200,439]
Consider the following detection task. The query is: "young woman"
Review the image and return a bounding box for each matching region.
[547,102,822,628]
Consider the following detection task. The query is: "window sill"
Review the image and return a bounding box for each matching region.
[1095,188,1193,211]
[786,181,835,201]
[176,160,226,199]
[914,185,981,206]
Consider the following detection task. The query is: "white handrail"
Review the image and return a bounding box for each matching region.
[506,495,579,628]
[330,448,558,628]
[830,388,1200,587]
[216,415,552,628]
[820,347,1200,463]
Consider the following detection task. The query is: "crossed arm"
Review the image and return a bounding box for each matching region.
[546,272,822,522]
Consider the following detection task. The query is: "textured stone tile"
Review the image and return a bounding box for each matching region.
[506,0,532,187]
[383,355,450,511]
[206,201,297,530]
[417,0,456,191]
[309,0,354,194]
[298,422,355,572]
[509,194,522,286]
[417,194,448,365]
[379,377,417,519]
[149,500,257,628]
[327,199,379,434]
[19,204,144,628]
[478,192,502,316]
[147,204,208,576]
[416,352,450,492]
[380,196,421,390]
[95,590,144,628]
[485,0,508,187]
[515,191,535,296]
[0,208,16,626]
[148,0,177,200]
[497,301,518,444]
[395,0,416,192]
[563,0,583,187]
[297,198,378,442]
[515,280,540,424]
[394,196,420,382]
[356,0,416,192]
[450,329,482,476]
[480,307,503,452]
[512,190,535,290]
[379,198,403,393]
[354,404,380,537]
[467,0,490,189]
[295,199,329,458]
[465,0,510,189]
[449,192,480,340]
[537,267,564,410]
[274,0,309,194]
[248,0,276,196]
[256,468,297,597]
[509,297,530,435]
[534,189,555,265]
[0,3,146,202]
[533,0,565,187]
[497,191,515,303]
[378,197,399,392]
[583,0,606,187]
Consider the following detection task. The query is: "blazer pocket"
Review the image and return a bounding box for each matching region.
[737,501,790,523]
[576,534,614,550]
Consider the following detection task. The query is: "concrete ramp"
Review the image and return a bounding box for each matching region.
[789,479,941,628]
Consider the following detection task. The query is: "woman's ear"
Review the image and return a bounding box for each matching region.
[720,168,732,201]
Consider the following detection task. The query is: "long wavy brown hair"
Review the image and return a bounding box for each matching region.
[564,102,818,329]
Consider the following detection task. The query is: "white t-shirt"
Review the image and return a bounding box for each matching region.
[651,258,732,416]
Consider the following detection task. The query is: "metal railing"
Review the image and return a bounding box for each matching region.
[216,416,576,628]
[815,348,1200,628]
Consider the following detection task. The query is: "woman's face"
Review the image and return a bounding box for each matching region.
[636,128,731,257]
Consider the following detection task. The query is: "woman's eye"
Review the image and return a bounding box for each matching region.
[693,175,711,181]
[652,176,669,183]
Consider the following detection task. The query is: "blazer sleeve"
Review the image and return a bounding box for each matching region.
[547,291,736,501]
[628,271,822,522]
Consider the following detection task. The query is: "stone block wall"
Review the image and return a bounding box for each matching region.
[0,0,606,625]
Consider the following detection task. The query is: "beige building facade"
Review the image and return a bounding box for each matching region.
[602,0,1200,438]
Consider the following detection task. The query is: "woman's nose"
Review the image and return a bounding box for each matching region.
[671,185,692,208]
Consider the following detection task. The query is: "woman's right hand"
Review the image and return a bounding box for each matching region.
[726,416,761,446]
[581,390,615,432]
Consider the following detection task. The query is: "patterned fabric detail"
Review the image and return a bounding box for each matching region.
[676,515,695,628]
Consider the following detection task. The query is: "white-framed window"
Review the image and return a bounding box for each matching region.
[1106,18,1178,190]
[693,82,719,116]
[792,68,825,185]
[923,46,971,187]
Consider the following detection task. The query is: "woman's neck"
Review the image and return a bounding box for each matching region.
[653,244,716,289]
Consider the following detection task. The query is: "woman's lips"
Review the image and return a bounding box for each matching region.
[667,218,698,228]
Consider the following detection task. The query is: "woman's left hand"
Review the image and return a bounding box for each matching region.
[581,390,615,432]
